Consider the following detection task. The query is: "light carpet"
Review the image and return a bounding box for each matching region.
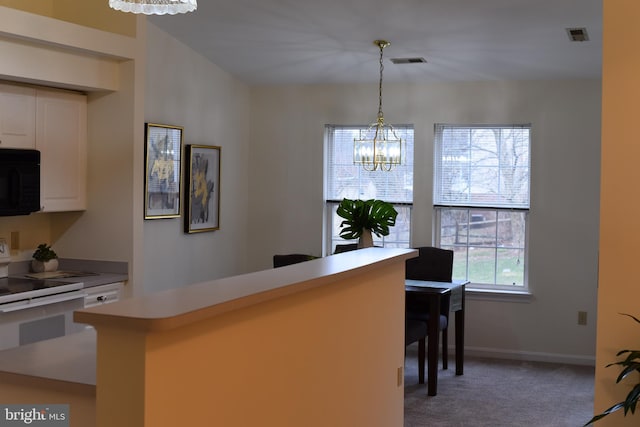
[404,344,595,427]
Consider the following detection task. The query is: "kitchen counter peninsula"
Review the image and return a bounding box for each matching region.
[75,247,416,427]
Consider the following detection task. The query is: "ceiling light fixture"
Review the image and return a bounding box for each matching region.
[109,0,197,15]
[354,40,403,172]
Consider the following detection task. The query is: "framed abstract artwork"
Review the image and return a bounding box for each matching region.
[144,123,183,219]
[184,144,221,233]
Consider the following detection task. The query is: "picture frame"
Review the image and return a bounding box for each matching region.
[184,144,221,233]
[144,123,183,219]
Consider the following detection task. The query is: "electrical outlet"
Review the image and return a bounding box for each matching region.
[578,311,587,325]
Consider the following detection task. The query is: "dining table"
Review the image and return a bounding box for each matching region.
[405,279,469,396]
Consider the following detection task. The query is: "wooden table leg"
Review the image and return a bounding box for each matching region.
[427,294,440,396]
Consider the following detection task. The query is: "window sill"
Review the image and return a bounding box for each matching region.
[466,287,533,303]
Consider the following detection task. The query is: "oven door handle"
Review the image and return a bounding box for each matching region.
[0,292,88,313]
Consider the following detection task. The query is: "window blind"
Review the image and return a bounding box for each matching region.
[434,124,531,209]
[325,125,414,204]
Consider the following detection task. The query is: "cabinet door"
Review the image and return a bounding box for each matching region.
[36,89,87,212]
[0,83,36,149]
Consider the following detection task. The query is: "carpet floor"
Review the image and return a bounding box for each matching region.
[404,344,595,427]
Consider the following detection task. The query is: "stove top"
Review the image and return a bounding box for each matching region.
[0,277,75,294]
[0,277,83,305]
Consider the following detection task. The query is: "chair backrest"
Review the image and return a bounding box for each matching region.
[405,246,455,316]
[273,254,317,268]
[334,243,358,254]
[405,246,454,282]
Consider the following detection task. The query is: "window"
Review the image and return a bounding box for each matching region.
[434,124,530,289]
[325,125,414,254]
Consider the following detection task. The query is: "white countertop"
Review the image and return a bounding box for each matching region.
[75,248,417,333]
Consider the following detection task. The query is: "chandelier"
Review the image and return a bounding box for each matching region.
[354,40,403,172]
[109,0,197,15]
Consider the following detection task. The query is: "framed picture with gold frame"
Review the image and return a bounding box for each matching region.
[184,144,221,233]
[144,123,183,219]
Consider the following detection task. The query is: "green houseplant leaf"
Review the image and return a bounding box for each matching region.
[32,243,58,262]
[585,313,640,425]
[336,198,398,240]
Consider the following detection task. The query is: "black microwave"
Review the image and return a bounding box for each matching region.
[0,148,40,216]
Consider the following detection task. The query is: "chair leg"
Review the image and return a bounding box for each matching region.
[442,329,448,370]
[418,337,426,384]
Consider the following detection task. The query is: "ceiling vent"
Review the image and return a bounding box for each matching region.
[566,27,589,42]
[390,57,427,65]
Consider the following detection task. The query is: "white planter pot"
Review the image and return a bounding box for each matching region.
[358,229,374,248]
[31,259,59,273]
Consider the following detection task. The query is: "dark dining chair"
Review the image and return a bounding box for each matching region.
[405,318,427,384]
[272,254,317,268]
[333,243,358,254]
[405,246,454,369]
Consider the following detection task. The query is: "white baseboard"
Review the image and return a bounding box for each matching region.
[461,346,596,366]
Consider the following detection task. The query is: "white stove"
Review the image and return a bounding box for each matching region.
[0,277,84,309]
[0,238,87,351]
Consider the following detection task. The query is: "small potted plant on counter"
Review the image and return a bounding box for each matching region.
[31,243,59,273]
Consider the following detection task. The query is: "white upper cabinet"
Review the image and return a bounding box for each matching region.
[36,88,87,212]
[0,83,88,213]
[0,83,36,149]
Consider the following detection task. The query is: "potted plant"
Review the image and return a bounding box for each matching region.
[586,313,640,425]
[336,198,398,248]
[31,243,59,273]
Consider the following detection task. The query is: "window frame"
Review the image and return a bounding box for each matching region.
[433,124,531,293]
[324,124,414,256]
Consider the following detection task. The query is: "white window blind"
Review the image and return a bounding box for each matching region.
[434,124,531,209]
[325,125,414,203]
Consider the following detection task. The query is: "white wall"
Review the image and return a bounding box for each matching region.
[248,79,601,363]
[143,23,251,293]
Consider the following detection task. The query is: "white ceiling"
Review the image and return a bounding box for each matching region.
[149,0,602,86]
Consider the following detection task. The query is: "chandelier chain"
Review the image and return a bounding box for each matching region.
[353,39,402,171]
[378,43,385,120]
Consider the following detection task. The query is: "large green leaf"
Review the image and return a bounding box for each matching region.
[365,199,398,237]
[336,198,398,240]
[585,313,640,425]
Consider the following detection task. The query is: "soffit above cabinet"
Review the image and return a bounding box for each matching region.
[0,6,138,92]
